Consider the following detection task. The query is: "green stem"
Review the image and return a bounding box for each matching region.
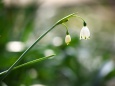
[0,13,76,81]
[78,16,85,22]
[0,23,57,81]
[62,23,68,31]
[0,55,55,76]
[62,23,69,35]
[74,14,86,22]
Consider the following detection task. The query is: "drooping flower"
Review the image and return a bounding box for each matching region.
[65,34,71,45]
[80,22,90,40]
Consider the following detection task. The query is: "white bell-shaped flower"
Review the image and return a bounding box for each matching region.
[65,34,71,45]
[80,26,90,40]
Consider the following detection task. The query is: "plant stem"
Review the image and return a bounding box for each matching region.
[0,55,55,76]
[0,13,76,81]
[62,23,68,31]
[0,23,57,81]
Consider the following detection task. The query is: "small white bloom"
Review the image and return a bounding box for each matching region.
[65,35,71,45]
[80,26,90,40]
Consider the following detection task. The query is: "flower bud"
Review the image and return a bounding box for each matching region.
[65,34,71,45]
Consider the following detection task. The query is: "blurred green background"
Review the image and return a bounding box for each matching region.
[0,0,115,86]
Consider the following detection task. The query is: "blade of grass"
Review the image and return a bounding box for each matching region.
[0,55,55,76]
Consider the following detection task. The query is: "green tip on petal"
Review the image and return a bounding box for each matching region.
[66,43,69,45]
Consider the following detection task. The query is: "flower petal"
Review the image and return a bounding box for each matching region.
[80,26,90,40]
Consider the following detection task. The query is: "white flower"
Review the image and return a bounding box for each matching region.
[80,26,90,40]
[65,35,71,45]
